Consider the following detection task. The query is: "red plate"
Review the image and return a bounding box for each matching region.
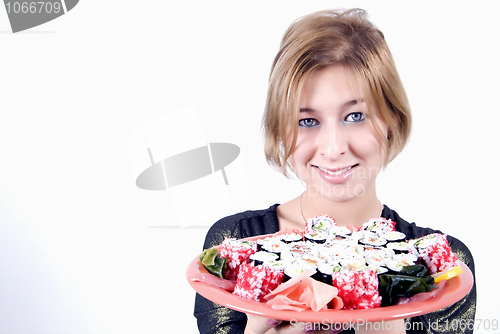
[186,236,474,323]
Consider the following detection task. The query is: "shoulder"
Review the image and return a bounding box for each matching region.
[202,204,280,249]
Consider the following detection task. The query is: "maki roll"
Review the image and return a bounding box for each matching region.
[312,263,341,285]
[364,247,392,268]
[233,262,284,301]
[331,270,382,310]
[340,256,366,271]
[385,253,418,273]
[265,260,287,272]
[361,218,396,234]
[410,233,459,274]
[383,231,406,242]
[305,215,336,235]
[386,241,410,254]
[283,262,317,283]
[330,225,352,238]
[250,251,279,266]
[366,265,389,275]
[287,242,317,259]
[256,236,280,251]
[280,233,303,244]
[261,240,288,259]
[304,232,328,244]
[219,238,257,280]
[359,232,388,247]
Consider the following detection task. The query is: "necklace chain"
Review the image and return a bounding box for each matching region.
[299,191,307,224]
[299,191,384,224]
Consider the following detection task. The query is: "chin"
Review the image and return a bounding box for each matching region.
[306,182,367,203]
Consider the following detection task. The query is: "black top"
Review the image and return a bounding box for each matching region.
[194,204,476,334]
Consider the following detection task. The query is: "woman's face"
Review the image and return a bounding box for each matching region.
[289,65,388,203]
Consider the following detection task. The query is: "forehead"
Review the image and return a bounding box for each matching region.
[299,65,368,110]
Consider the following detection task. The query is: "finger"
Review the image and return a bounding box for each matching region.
[245,314,283,334]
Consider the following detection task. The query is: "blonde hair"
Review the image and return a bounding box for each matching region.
[262,8,412,177]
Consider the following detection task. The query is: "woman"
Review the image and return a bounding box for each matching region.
[194,8,475,334]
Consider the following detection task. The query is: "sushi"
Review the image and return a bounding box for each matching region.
[410,233,459,275]
[219,238,257,280]
[331,270,382,310]
[250,251,279,266]
[200,215,461,310]
[305,215,336,235]
[233,262,284,301]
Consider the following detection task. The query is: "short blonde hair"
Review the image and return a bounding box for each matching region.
[262,8,412,177]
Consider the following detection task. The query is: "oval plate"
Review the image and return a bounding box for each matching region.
[186,236,474,323]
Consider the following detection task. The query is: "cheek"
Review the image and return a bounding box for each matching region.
[290,143,310,168]
[288,134,316,178]
[350,130,386,164]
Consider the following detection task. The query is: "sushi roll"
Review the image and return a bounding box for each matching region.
[283,262,317,283]
[265,259,287,272]
[341,258,366,271]
[383,231,406,242]
[305,215,336,235]
[366,265,389,275]
[359,232,388,247]
[331,270,382,310]
[330,225,352,238]
[385,253,418,273]
[386,241,410,254]
[287,242,317,258]
[256,236,280,251]
[280,233,303,244]
[233,262,284,301]
[312,263,341,285]
[364,247,392,268]
[361,218,396,234]
[324,242,360,262]
[410,233,459,275]
[304,232,328,244]
[219,238,257,280]
[261,240,288,259]
[250,251,279,266]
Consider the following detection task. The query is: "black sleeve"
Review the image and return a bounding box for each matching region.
[193,206,280,334]
[384,206,477,334]
[193,217,247,334]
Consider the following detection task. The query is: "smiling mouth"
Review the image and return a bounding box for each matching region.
[314,164,358,176]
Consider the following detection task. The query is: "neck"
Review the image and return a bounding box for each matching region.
[300,186,382,227]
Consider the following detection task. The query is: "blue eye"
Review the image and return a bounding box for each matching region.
[298,118,319,127]
[345,112,365,123]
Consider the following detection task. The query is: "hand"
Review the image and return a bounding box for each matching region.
[244,314,343,334]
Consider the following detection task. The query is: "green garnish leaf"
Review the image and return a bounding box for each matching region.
[198,248,229,279]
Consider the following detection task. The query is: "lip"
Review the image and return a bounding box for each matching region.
[312,164,358,184]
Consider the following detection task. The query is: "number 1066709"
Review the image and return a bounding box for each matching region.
[5,2,62,14]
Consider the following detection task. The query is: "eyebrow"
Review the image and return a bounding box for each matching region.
[299,99,363,113]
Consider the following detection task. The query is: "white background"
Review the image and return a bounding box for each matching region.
[1,1,498,333]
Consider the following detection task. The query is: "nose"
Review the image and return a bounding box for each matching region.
[317,121,347,160]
